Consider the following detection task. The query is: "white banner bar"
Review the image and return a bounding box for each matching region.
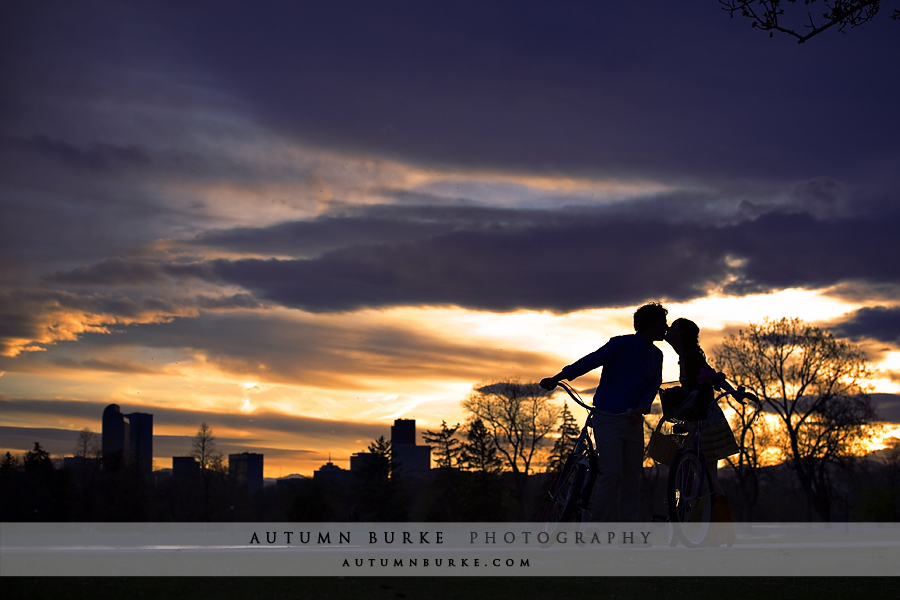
[2,522,898,576]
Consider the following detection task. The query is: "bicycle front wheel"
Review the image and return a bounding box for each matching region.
[667,450,712,547]
[540,459,586,531]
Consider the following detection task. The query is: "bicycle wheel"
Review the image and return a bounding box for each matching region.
[667,450,712,547]
[540,459,586,534]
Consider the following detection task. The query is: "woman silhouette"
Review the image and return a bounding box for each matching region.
[664,318,739,514]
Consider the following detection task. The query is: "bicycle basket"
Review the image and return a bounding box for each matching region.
[659,383,711,421]
[647,419,684,466]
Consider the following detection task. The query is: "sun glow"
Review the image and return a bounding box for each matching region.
[865,426,900,453]
[871,352,900,393]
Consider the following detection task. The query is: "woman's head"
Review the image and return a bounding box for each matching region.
[668,318,699,344]
[666,317,704,358]
[667,318,707,385]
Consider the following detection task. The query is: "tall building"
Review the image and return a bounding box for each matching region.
[391,418,431,476]
[101,404,154,475]
[349,451,388,475]
[126,412,153,476]
[101,404,130,467]
[229,452,264,493]
[391,419,416,445]
[314,459,353,485]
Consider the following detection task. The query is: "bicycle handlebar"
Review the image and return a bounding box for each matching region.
[549,378,759,417]
[552,380,595,412]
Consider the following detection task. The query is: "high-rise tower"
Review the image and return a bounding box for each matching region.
[101,404,130,468]
[390,419,431,475]
[126,412,153,476]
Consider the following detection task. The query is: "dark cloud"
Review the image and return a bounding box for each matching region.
[832,306,900,345]
[43,258,211,287]
[48,357,159,375]
[188,209,897,313]
[23,135,152,172]
[822,282,900,304]
[207,221,723,313]
[37,204,900,317]
[44,258,169,286]
[193,215,453,259]
[871,394,900,425]
[191,204,552,258]
[722,212,900,295]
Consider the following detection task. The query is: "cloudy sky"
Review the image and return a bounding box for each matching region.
[2,2,899,476]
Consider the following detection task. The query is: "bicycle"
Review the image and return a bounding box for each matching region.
[539,381,601,532]
[659,382,757,547]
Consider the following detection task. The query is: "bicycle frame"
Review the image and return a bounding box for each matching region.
[542,381,600,524]
[666,386,751,546]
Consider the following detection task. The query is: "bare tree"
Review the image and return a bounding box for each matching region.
[71,427,101,517]
[191,422,224,473]
[190,422,224,520]
[720,0,896,44]
[74,428,101,461]
[461,379,559,514]
[715,317,874,521]
[714,390,778,521]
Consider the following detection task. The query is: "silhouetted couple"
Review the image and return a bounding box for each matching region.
[540,302,738,522]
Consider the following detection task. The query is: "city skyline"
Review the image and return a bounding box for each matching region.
[2,3,899,478]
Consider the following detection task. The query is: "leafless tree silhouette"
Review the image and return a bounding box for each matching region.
[720,0,897,43]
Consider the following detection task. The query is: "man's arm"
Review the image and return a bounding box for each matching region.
[540,337,621,390]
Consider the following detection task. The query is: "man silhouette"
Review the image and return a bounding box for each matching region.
[541,302,667,522]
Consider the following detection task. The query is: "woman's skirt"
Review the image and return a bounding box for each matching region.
[698,404,739,460]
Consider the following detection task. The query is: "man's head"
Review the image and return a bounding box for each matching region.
[633,302,668,341]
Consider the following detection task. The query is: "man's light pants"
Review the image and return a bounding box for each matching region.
[591,412,644,522]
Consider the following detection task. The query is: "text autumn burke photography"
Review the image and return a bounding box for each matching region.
[245,529,650,545]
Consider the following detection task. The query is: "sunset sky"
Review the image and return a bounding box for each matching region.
[2,2,899,478]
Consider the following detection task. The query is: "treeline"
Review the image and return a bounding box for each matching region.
[1,432,897,522]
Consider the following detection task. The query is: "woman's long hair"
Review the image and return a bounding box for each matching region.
[672,318,706,387]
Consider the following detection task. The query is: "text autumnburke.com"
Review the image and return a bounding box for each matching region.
[247,530,653,545]
[340,557,532,569]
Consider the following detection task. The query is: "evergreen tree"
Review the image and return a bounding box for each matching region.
[23,442,52,472]
[0,451,19,474]
[460,419,502,473]
[546,402,580,475]
[422,421,461,469]
[366,435,395,479]
[354,435,406,520]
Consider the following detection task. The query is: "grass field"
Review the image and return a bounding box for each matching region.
[3,577,898,600]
